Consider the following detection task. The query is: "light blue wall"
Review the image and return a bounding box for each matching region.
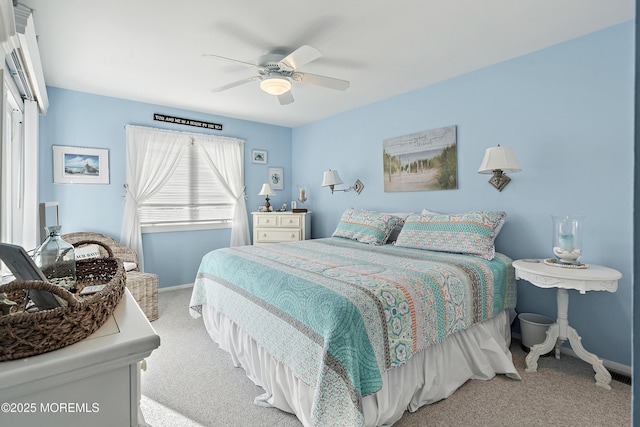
[37,21,633,367]
[38,88,292,287]
[292,22,634,367]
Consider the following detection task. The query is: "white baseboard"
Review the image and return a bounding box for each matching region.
[511,331,631,377]
[158,283,194,293]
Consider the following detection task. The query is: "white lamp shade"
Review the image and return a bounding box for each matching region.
[322,170,344,187]
[259,77,292,96]
[258,183,275,196]
[478,146,522,174]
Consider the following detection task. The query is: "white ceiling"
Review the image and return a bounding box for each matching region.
[21,0,634,128]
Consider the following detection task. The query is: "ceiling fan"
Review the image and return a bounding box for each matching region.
[203,45,349,105]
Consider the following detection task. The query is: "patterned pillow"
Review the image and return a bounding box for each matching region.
[394,211,506,259]
[74,244,102,260]
[332,208,403,245]
[424,208,506,236]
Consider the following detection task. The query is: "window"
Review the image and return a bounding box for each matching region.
[1,93,40,253]
[121,125,250,270]
[1,68,40,279]
[138,140,235,232]
[1,69,29,247]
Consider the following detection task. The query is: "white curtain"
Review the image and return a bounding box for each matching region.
[120,125,249,270]
[9,108,24,246]
[120,126,188,271]
[198,136,250,247]
[21,100,39,249]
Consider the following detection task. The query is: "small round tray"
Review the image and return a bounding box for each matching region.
[544,258,588,269]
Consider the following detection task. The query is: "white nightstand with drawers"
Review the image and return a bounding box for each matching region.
[252,211,311,244]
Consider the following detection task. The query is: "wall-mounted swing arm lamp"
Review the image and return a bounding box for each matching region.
[477,145,521,191]
[321,170,364,195]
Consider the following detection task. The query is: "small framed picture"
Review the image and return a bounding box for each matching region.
[267,167,284,190]
[52,145,110,184]
[252,149,267,164]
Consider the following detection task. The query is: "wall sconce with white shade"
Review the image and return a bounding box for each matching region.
[321,170,364,195]
[477,145,521,191]
[258,183,275,211]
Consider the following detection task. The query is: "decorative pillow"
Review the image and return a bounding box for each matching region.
[74,244,102,260]
[394,211,506,259]
[123,261,138,272]
[423,208,506,236]
[383,212,413,243]
[332,208,402,245]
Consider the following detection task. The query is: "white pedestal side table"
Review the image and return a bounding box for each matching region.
[512,259,621,389]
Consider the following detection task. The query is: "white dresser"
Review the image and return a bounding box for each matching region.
[252,211,311,244]
[0,289,160,427]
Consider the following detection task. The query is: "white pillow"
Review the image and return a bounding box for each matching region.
[123,262,138,272]
[421,209,441,215]
[74,244,101,260]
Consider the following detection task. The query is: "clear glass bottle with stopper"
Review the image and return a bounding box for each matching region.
[32,225,77,291]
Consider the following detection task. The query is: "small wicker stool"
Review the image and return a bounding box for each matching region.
[62,232,159,322]
[126,271,158,321]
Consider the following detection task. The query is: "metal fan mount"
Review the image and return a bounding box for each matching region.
[255,52,293,79]
[204,45,349,105]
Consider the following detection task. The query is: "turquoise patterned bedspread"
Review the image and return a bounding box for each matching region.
[189,237,516,426]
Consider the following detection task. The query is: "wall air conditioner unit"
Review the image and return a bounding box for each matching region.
[4,4,48,114]
[6,48,32,100]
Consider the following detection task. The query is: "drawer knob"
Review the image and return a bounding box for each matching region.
[263,233,267,237]
[291,234,295,238]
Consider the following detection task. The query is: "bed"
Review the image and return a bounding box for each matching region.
[189,209,520,426]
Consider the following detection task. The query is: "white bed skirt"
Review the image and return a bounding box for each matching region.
[202,304,521,427]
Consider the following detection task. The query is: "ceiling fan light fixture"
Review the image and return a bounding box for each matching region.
[260,76,291,96]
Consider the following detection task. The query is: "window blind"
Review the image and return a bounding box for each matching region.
[138,143,235,227]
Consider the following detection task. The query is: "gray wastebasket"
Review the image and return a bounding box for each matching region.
[518,313,554,356]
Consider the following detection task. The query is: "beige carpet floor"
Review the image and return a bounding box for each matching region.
[141,287,631,427]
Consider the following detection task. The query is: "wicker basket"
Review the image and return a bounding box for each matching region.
[0,241,125,362]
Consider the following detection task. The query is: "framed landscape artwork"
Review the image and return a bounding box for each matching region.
[52,145,110,184]
[382,125,457,192]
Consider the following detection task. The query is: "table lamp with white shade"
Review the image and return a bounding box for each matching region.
[258,183,275,211]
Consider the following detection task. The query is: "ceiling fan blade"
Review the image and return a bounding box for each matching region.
[203,54,267,72]
[211,76,261,92]
[278,91,294,105]
[291,72,349,91]
[278,45,322,72]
